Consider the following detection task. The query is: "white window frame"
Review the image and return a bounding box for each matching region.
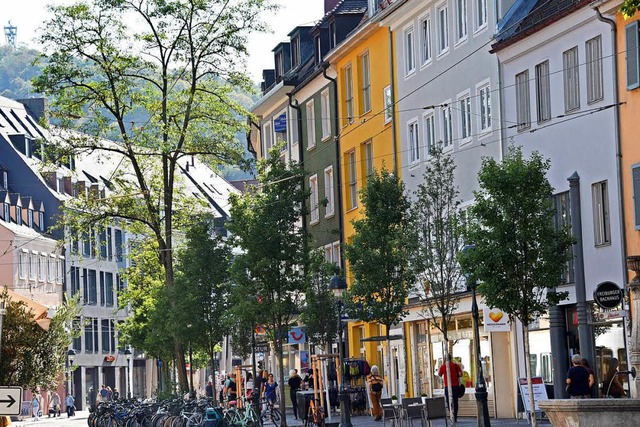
[456,0,468,43]
[563,46,580,112]
[535,61,551,123]
[441,101,453,151]
[19,249,28,279]
[516,70,531,132]
[310,174,319,225]
[324,166,335,218]
[39,253,47,281]
[477,80,492,133]
[586,36,604,104]
[57,256,64,284]
[306,100,316,150]
[332,241,341,268]
[420,14,432,66]
[344,65,354,124]
[347,150,357,210]
[423,112,436,157]
[408,119,420,165]
[262,121,273,158]
[364,140,374,177]
[404,26,416,76]
[30,251,37,280]
[592,180,611,246]
[475,0,488,32]
[437,3,450,56]
[361,51,372,113]
[458,91,472,144]
[383,86,393,123]
[48,254,56,282]
[321,89,331,140]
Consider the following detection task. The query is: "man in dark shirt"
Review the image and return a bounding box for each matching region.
[288,369,302,419]
[566,354,592,398]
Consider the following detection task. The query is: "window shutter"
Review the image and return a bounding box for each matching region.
[626,21,639,90]
[633,165,640,229]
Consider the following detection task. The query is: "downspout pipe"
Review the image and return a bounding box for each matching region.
[594,5,628,297]
[322,64,346,273]
[288,93,307,233]
[388,27,398,175]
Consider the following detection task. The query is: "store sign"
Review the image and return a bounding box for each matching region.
[483,308,511,332]
[594,281,623,309]
[518,377,548,413]
[288,327,306,344]
[273,114,287,133]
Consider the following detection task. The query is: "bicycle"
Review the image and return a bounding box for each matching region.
[225,397,262,427]
[304,397,324,427]
[260,398,280,427]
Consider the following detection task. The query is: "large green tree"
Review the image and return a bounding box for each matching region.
[407,145,464,425]
[344,168,414,392]
[226,147,309,427]
[459,147,573,427]
[622,0,640,17]
[0,288,80,390]
[34,0,275,391]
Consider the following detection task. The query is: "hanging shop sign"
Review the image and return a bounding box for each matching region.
[483,308,511,332]
[288,327,306,344]
[593,281,623,309]
[273,114,287,133]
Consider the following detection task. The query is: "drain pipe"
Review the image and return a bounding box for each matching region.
[322,64,346,274]
[388,27,398,174]
[594,5,628,292]
[288,92,307,233]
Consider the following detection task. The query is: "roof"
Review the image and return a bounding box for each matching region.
[492,0,590,52]
[311,0,368,33]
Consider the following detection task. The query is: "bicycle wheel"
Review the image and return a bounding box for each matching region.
[224,408,238,426]
[186,412,203,427]
[270,408,281,427]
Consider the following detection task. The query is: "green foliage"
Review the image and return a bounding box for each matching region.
[408,144,464,339]
[344,168,414,332]
[0,288,81,390]
[459,146,573,324]
[299,250,340,348]
[621,0,640,18]
[0,45,44,99]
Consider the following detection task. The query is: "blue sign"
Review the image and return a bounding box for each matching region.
[273,114,287,133]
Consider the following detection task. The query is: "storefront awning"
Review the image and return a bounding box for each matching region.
[360,334,403,342]
[2,287,51,330]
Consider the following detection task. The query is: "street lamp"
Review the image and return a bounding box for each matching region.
[329,275,352,427]
[67,349,76,397]
[124,348,132,398]
[461,244,491,427]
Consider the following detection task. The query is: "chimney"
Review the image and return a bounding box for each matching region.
[63,176,74,195]
[18,98,49,125]
[325,0,340,13]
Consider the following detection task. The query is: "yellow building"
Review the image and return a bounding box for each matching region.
[325,7,403,392]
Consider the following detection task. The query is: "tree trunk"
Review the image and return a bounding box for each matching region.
[523,324,537,427]
[210,346,217,405]
[443,339,456,427]
[386,327,393,397]
[277,339,287,427]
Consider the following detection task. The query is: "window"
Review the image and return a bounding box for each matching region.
[16,207,21,225]
[291,36,300,68]
[3,203,9,222]
[310,175,319,224]
[72,317,81,352]
[360,52,371,113]
[19,250,27,279]
[408,120,420,164]
[324,167,334,218]
[27,209,33,228]
[85,318,98,353]
[535,61,551,123]
[421,16,432,65]
[332,242,341,268]
[100,272,105,306]
[424,113,436,156]
[106,227,113,260]
[315,36,322,64]
[344,66,354,123]
[626,21,640,90]
[384,86,393,123]
[306,100,316,149]
[592,181,611,246]
[552,192,574,284]
[363,140,374,178]
[48,256,55,282]
[347,151,357,210]
[275,51,284,78]
[70,267,81,296]
[273,110,288,154]
[405,27,416,75]
[87,269,97,305]
[563,47,580,112]
[478,84,491,132]
[586,36,604,103]
[476,0,488,30]
[321,90,331,140]
[330,21,337,48]
[441,104,453,149]
[99,228,107,259]
[438,4,449,54]
[262,121,273,158]
[56,257,63,284]
[459,94,472,141]
[516,70,531,131]
[1,170,6,189]
[115,229,124,262]
[456,0,468,42]
[38,212,44,232]
[633,164,640,229]
[82,230,92,257]
[30,252,37,279]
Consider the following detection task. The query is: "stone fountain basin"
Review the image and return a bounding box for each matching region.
[539,399,640,426]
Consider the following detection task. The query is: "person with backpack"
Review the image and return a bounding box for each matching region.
[66,393,75,417]
[368,365,384,421]
[438,354,463,422]
[224,373,237,404]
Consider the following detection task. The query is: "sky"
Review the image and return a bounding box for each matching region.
[1,0,325,83]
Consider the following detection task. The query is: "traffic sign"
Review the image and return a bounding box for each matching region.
[0,386,22,416]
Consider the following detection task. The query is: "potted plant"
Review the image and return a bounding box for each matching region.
[391,395,398,405]
[420,393,428,404]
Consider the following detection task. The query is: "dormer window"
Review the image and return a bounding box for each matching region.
[1,170,7,189]
[275,51,284,78]
[315,36,322,64]
[39,211,44,232]
[329,22,336,49]
[291,37,300,68]
[27,209,33,228]
[3,203,9,222]
[16,207,22,225]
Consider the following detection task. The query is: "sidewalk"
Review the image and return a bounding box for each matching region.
[9,410,89,427]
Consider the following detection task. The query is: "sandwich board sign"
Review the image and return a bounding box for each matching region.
[0,386,22,416]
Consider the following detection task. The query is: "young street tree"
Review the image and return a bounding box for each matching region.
[459,147,573,427]
[34,0,274,391]
[344,168,414,391]
[407,145,464,425]
[226,148,309,427]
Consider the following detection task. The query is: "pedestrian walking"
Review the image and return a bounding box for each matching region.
[89,386,97,412]
[112,388,120,401]
[206,381,214,398]
[66,393,75,417]
[582,359,596,395]
[288,369,302,419]
[99,385,109,402]
[438,354,463,422]
[566,354,592,399]
[49,391,61,417]
[368,365,384,421]
[263,374,279,405]
[224,373,237,404]
[31,393,41,421]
